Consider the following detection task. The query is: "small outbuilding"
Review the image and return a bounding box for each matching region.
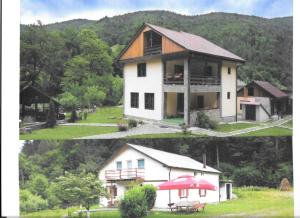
[20,82,61,122]
[237,80,289,121]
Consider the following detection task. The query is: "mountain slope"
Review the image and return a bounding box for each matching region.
[24,11,293,89]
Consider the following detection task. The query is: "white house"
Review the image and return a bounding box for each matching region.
[115,23,245,125]
[98,143,232,209]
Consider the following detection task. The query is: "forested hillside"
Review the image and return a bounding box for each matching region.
[20,11,293,103]
[44,11,293,90]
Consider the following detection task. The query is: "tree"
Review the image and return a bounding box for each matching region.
[46,100,57,128]
[55,172,108,217]
[20,189,48,213]
[83,86,106,107]
[27,174,49,199]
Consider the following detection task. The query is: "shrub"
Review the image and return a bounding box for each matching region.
[195,111,218,129]
[128,119,137,128]
[179,123,190,135]
[20,189,48,213]
[46,100,57,128]
[141,185,157,210]
[119,186,147,218]
[118,123,128,131]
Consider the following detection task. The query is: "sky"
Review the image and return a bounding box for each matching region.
[21,0,293,24]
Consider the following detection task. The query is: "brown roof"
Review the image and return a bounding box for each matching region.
[252,80,288,98]
[147,23,245,62]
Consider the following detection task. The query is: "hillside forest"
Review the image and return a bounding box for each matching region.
[21,11,293,108]
[20,137,293,212]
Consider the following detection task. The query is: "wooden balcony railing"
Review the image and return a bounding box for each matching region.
[144,45,162,56]
[105,168,145,180]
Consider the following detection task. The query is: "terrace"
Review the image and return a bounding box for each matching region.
[105,168,145,181]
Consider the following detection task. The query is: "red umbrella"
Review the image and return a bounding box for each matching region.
[157,175,217,191]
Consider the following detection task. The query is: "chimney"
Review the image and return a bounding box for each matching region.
[203,153,206,168]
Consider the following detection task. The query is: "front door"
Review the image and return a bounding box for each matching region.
[246,105,256,120]
[177,93,184,113]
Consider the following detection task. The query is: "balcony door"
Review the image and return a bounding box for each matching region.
[177,93,184,113]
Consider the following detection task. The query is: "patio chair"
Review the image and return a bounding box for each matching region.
[167,203,177,212]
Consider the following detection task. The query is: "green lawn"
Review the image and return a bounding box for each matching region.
[126,133,205,139]
[283,120,293,128]
[79,106,125,124]
[216,122,258,133]
[163,117,184,125]
[238,126,293,137]
[22,188,293,218]
[20,126,118,140]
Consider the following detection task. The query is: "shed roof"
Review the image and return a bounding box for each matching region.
[127,144,221,174]
[251,81,288,98]
[146,23,245,62]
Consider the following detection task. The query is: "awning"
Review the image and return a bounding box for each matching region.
[240,101,260,106]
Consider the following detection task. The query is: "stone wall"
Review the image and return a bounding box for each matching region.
[190,109,221,125]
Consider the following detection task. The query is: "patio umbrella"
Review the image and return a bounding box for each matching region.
[157,175,217,191]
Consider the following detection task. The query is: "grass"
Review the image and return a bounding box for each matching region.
[20,126,118,140]
[282,120,293,128]
[22,188,293,218]
[238,126,292,137]
[79,106,125,124]
[126,132,205,139]
[215,122,258,133]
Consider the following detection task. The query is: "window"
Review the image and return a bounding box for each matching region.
[228,67,231,75]
[248,87,254,96]
[227,92,231,99]
[137,63,146,77]
[178,189,188,199]
[127,160,132,169]
[205,66,212,77]
[145,93,154,110]
[138,159,145,169]
[116,161,122,170]
[130,92,139,108]
[240,104,243,110]
[199,189,206,197]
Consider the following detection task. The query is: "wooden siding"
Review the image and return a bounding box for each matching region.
[120,26,186,60]
[162,36,185,54]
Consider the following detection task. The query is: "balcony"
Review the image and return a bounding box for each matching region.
[144,45,162,56]
[164,76,220,86]
[105,168,145,180]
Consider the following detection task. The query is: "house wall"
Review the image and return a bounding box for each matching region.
[239,97,271,121]
[190,92,218,110]
[99,147,220,208]
[124,59,164,120]
[221,61,237,121]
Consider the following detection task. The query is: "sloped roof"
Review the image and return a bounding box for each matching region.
[252,81,288,98]
[128,144,221,174]
[146,23,245,62]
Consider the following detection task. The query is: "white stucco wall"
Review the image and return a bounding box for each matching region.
[98,146,220,208]
[221,62,237,118]
[219,183,232,201]
[124,59,163,120]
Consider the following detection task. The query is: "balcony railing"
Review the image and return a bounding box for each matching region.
[164,76,220,85]
[105,168,145,180]
[144,45,162,56]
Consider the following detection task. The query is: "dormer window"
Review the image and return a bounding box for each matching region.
[144,30,162,56]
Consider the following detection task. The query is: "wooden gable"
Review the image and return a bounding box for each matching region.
[120,25,186,60]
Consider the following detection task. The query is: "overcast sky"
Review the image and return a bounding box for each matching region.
[21,0,293,24]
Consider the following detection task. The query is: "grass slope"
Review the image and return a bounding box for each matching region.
[126,133,204,139]
[78,106,125,124]
[216,123,258,132]
[22,188,293,218]
[20,126,118,140]
[239,126,292,137]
